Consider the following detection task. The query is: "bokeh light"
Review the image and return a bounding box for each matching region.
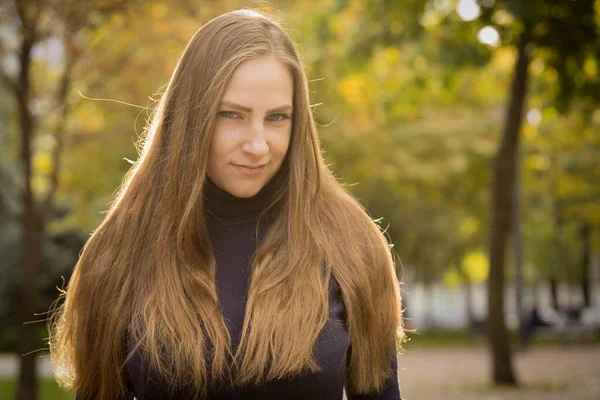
[457,0,481,21]
[477,25,501,47]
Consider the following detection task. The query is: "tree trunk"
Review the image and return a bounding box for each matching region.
[16,22,41,400]
[17,212,44,400]
[487,23,532,385]
[514,138,525,350]
[580,223,591,307]
[9,4,100,399]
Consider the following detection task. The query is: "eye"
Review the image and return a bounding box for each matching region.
[218,111,241,119]
[266,113,290,122]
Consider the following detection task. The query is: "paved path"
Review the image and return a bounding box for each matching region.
[1,345,599,399]
[397,345,600,400]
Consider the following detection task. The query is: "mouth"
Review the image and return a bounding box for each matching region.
[232,163,267,175]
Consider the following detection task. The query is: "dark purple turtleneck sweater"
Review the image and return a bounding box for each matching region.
[78,178,401,399]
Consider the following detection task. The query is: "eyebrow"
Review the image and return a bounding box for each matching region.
[220,101,293,114]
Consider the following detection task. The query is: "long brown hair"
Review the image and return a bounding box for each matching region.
[49,9,404,399]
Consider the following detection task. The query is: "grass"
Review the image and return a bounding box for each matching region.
[0,379,72,400]
[403,329,486,348]
[403,328,600,348]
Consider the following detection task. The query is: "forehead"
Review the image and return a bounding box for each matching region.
[222,56,294,106]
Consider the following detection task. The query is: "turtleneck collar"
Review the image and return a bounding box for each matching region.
[203,177,278,220]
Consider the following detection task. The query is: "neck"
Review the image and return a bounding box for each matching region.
[203,178,277,219]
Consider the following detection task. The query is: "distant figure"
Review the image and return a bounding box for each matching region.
[565,306,582,324]
[523,306,552,346]
[48,9,405,400]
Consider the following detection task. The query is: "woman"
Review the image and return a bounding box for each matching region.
[49,9,405,400]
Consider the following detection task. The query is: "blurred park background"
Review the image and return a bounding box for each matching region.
[1,0,599,399]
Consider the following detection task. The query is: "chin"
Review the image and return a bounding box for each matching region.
[229,184,263,198]
[233,191,259,199]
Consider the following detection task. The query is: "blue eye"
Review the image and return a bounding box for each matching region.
[266,114,290,122]
[218,111,240,119]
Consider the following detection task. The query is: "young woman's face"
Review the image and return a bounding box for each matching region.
[208,56,293,198]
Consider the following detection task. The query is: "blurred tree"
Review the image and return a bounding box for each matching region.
[0,1,129,398]
[480,0,599,384]
[307,0,497,282]
[523,104,600,309]
[486,18,531,383]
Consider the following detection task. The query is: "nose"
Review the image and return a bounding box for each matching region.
[242,120,269,157]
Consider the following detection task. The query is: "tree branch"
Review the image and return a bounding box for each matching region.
[43,55,75,211]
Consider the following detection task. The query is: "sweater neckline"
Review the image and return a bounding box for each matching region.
[203,177,277,221]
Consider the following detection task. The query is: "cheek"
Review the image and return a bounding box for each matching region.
[210,126,240,160]
[270,129,292,159]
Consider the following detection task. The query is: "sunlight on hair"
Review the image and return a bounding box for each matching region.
[235,9,267,19]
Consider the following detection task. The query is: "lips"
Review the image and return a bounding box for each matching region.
[234,164,265,169]
[232,163,266,175]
